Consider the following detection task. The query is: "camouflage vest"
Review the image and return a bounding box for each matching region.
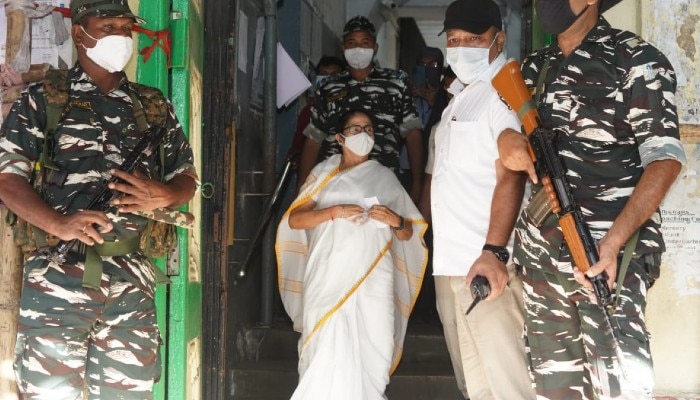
[10,69,176,259]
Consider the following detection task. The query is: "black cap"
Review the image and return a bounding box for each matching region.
[343,16,376,38]
[71,0,146,24]
[440,0,502,35]
[600,0,624,12]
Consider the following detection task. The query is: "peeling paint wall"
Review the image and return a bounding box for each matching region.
[609,0,700,397]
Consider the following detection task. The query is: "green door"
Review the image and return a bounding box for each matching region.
[136,0,203,399]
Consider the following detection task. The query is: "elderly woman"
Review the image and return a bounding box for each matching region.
[276,109,428,400]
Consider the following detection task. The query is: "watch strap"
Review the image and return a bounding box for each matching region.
[482,244,509,263]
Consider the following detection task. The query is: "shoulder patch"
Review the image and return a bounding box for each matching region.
[624,38,642,49]
[130,83,168,127]
[43,69,69,106]
[613,29,645,51]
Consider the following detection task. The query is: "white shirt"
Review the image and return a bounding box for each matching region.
[428,54,520,276]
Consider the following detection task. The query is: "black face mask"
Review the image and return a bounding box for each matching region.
[425,66,442,88]
[535,0,590,34]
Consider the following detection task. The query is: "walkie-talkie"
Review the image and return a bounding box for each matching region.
[465,275,491,315]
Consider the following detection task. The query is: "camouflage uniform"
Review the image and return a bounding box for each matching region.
[513,18,686,399]
[303,67,422,174]
[0,64,196,399]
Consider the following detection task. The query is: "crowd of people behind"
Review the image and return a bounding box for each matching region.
[277,0,686,399]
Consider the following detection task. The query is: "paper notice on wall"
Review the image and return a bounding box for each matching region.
[31,0,73,68]
[276,42,311,108]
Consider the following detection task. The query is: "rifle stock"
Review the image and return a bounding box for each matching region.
[492,60,611,305]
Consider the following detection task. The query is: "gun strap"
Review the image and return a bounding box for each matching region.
[534,59,551,101]
[127,90,150,134]
[517,100,537,122]
[612,230,640,310]
[82,235,141,289]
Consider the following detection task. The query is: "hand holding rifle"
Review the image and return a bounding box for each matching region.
[491,60,612,307]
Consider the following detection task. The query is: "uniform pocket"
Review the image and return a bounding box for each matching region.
[568,85,617,143]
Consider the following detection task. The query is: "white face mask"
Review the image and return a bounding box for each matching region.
[446,34,498,85]
[344,48,374,70]
[81,26,134,73]
[342,131,374,157]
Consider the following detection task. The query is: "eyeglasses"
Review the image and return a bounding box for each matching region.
[420,61,440,69]
[342,125,375,136]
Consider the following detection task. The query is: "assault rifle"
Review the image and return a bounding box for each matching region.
[491,60,612,307]
[43,125,193,263]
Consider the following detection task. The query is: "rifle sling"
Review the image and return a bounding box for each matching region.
[82,235,140,289]
[611,230,640,312]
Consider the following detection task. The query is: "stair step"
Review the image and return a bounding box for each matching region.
[248,321,452,363]
[231,359,463,399]
[231,360,297,399]
[233,321,463,399]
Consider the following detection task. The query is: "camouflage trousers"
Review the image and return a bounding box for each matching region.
[521,254,658,400]
[14,254,161,400]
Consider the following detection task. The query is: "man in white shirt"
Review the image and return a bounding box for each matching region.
[423,0,534,398]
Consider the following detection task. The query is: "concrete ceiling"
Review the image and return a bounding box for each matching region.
[396,6,448,55]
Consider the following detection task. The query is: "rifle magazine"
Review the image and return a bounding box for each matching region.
[525,187,552,227]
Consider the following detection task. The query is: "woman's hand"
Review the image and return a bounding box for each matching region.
[331,204,366,220]
[368,205,401,227]
[368,205,413,240]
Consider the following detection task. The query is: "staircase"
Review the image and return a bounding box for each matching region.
[231,319,464,399]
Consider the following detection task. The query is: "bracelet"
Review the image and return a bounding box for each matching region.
[341,206,345,218]
[392,216,405,231]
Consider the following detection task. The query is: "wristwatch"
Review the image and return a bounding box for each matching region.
[393,216,405,231]
[482,244,509,263]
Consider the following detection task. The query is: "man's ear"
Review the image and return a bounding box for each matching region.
[497,31,505,51]
[72,24,85,46]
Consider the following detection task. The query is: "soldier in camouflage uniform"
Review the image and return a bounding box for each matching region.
[0,0,198,398]
[297,16,424,203]
[497,1,686,399]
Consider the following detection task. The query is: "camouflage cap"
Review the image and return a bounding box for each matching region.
[71,0,146,25]
[343,16,376,38]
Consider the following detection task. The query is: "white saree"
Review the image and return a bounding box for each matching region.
[276,155,428,400]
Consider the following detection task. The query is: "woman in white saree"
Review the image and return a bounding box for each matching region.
[276,110,428,400]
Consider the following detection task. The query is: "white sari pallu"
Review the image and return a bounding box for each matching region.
[276,155,428,400]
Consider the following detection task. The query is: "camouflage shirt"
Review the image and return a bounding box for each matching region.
[0,64,197,244]
[513,18,687,273]
[303,66,422,173]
